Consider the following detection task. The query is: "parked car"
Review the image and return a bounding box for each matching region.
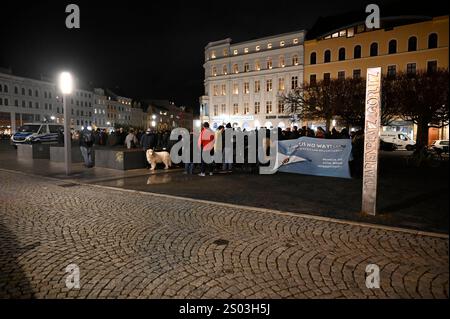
[10,123,64,145]
[380,139,398,151]
[431,140,449,154]
[380,132,415,150]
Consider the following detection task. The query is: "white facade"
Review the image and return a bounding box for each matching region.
[201,30,305,130]
[0,70,96,132]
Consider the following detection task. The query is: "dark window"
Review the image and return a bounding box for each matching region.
[22,101,25,107]
[4,85,8,93]
[407,63,416,75]
[310,74,316,84]
[338,71,345,80]
[387,65,396,77]
[324,50,331,63]
[28,89,32,96]
[29,101,32,108]
[35,90,38,97]
[354,45,361,59]
[0,98,2,106]
[427,61,437,74]
[4,98,8,106]
[428,33,438,49]
[14,86,18,94]
[408,36,417,51]
[323,73,331,83]
[14,99,18,107]
[338,48,346,61]
[388,40,397,54]
[310,52,316,65]
[353,69,361,79]
[370,43,378,56]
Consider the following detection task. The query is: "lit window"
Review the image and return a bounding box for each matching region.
[212,67,217,76]
[211,51,216,59]
[291,76,298,89]
[233,49,238,55]
[223,48,228,56]
[221,84,226,96]
[213,85,219,96]
[266,101,272,113]
[280,41,285,47]
[339,30,346,37]
[266,79,272,92]
[244,63,250,72]
[254,81,261,93]
[233,83,239,95]
[222,65,227,75]
[279,56,285,67]
[244,82,250,94]
[255,60,261,71]
[278,100,284,113]
[332,32,339,38]
[347,28,355,37]
[278,78,285,91]
[267,58,273,69]
[233,64,239,74]
[254,102,260,114]
[233,104,239,115]
[292,55,299,65]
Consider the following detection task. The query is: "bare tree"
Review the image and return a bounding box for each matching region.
[395,69,449,148]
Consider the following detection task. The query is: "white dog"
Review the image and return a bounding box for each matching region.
[146,149,171,170]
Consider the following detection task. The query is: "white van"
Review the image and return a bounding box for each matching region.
[380,132,415,150]
[11,123,64,145]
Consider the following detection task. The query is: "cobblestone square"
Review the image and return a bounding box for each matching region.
[0,170,448,299]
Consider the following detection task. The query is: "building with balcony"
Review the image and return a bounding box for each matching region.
[200,30,305,130]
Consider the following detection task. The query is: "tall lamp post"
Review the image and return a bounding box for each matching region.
[59,72,74,176]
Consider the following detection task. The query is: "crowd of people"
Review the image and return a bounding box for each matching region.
[71,127,174,150]
[72,123,365,177]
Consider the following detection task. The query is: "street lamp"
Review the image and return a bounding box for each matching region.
[58,71,74,176]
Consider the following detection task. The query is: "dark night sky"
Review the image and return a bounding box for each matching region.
[0,0,447,112]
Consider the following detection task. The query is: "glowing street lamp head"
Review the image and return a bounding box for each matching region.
[59,72,73,94]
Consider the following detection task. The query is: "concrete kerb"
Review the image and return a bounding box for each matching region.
[0,167,448,240]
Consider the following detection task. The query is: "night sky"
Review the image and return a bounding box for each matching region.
[0,0,447,112]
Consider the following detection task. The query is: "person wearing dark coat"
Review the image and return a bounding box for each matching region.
[140,128,156,151]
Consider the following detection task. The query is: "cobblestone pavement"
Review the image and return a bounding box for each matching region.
[0,170,448,299]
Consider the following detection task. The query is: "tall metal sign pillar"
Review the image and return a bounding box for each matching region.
[361,67,382,215]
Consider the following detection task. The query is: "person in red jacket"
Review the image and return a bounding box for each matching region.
[198,122,215,176]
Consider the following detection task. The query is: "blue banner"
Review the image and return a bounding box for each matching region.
[276,137,352,179]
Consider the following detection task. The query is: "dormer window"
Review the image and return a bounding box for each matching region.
[267,43,272,49]
[293,38,299,44]
[280,41,285,47]
[255,45,260,51]
[244,48,249,53]
[233,49,238,55]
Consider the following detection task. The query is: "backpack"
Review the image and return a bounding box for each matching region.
[83,131,94,146]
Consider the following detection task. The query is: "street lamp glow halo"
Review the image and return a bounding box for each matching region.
[59,71,74,94]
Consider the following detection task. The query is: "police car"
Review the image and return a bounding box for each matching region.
[11,123,64,145]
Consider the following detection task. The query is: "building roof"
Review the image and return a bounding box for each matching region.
[306,6,448,40]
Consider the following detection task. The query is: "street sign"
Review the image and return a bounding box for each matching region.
[362,67,382,215]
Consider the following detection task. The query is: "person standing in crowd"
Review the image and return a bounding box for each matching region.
[222,123,233,173]
[116,127,126,146]
[306,127,315,137]
[79,126,94,168]
[340,128,350,139]
[140,128,156,151]
[315,127,326,138]
[292,126,300,139]
[198,122,215,176]
[124,128,138,149]
[93,128,101,145]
